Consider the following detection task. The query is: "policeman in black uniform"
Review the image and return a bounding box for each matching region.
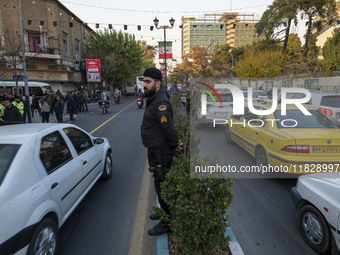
[141,68,182,236]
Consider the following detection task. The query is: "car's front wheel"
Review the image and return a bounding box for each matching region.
[256,147,268,166]
[225,126,234,144]
[101,152,112,180]
[299,204,331,253]
[27,218,58,255]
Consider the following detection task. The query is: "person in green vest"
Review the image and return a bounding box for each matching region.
[0,97,6,123]
[12,95,24,117]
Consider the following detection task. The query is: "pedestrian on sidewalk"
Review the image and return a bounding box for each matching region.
[67,93,76,121]
[30,95,41,118]
[40,94,51,123]
[140,67,183,236]
[54,95,64,123]
[3,97,23,124]
[83,89,89,111]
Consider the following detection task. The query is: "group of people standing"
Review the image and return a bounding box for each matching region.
[0,89,89,125]
[0,94,25,124]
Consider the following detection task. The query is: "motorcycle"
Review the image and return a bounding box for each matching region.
[98,100,110,114]
[137,97,143,109]
[114,94,120,104]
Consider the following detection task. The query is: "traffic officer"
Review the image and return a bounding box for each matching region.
[12,95,24,117]
[141,67,183,236]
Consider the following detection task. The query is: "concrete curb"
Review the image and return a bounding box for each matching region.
[155,233,169,255]
[225,223,244,255]
[155,223,244,255]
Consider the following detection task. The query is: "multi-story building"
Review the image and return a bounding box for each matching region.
[0,0,92,92]
[181,13,260,58]
[181,16,226,56]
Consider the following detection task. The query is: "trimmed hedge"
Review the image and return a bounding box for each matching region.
[154,94,233,254]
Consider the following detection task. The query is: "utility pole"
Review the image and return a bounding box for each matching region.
[19,0,32,122]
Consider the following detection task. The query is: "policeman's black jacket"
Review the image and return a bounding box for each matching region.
[141,87,178,149]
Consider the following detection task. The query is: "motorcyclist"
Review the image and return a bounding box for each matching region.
[136,88,144,107]
[114,88,120,103]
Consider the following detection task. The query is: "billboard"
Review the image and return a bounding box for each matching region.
[86,59,101,82]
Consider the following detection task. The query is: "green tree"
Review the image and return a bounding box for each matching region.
[284,33,305,75]
[256,0,299,49]
[85,29,144,89]
[321,28,340,74]
[298,0,337,59]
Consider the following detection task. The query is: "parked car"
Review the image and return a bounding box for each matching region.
[225,104,340,174]
[253,90,270,103]
[0,123,112,255]
[278,91,340,128]
[291,172,340,253]
[242,90,264,105]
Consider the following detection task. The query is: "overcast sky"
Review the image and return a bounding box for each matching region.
[60,0,305,65]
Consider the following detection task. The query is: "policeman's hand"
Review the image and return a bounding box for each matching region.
[176,140,184,152]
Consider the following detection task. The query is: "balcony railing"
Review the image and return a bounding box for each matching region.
[25,48,61,60]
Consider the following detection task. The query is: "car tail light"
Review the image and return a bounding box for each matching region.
[257,99,262,103]
[282,145,309,153]
[318,107,333,116]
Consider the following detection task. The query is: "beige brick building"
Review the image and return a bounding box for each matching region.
[0,0,92,92]
[181,13,261,58]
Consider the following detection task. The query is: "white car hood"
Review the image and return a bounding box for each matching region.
[300,172,340,185]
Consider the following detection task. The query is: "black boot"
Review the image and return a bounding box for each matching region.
[149,213,160,221]
[148,221,170,236]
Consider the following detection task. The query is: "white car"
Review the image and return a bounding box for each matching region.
[253,90,270,102]
[278,91,340,128]
[0,123,112,255]
[291,172,340,254]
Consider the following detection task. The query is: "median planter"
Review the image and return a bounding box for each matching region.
[153,95,233,254]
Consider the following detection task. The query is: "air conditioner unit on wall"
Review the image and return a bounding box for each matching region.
[75,64,80,71]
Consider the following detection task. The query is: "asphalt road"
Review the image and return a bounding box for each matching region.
[57,96,156,255]
[197,125,320,255]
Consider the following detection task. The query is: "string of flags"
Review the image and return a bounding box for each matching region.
[25,19,340,30]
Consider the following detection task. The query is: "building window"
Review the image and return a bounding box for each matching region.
[75,39,80,58]
[28,32,41,53]
[62,32,69,56]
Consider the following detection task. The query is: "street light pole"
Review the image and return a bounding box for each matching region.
[153,17,175,89]
[19,0,32,122]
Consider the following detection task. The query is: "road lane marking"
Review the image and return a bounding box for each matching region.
[90,101,134,134]
[128,160,151,255]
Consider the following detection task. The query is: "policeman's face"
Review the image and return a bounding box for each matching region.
[143,77,159,97]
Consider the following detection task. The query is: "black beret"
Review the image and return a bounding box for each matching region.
[15,95,21,99]
[143,68,162,80]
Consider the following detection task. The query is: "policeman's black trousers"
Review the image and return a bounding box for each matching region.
[148,145,175,218]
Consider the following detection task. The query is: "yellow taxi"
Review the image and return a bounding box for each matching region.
[225,104,340,174]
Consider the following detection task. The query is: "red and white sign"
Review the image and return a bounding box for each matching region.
[158,42,172,59]
[86,59,101,83]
